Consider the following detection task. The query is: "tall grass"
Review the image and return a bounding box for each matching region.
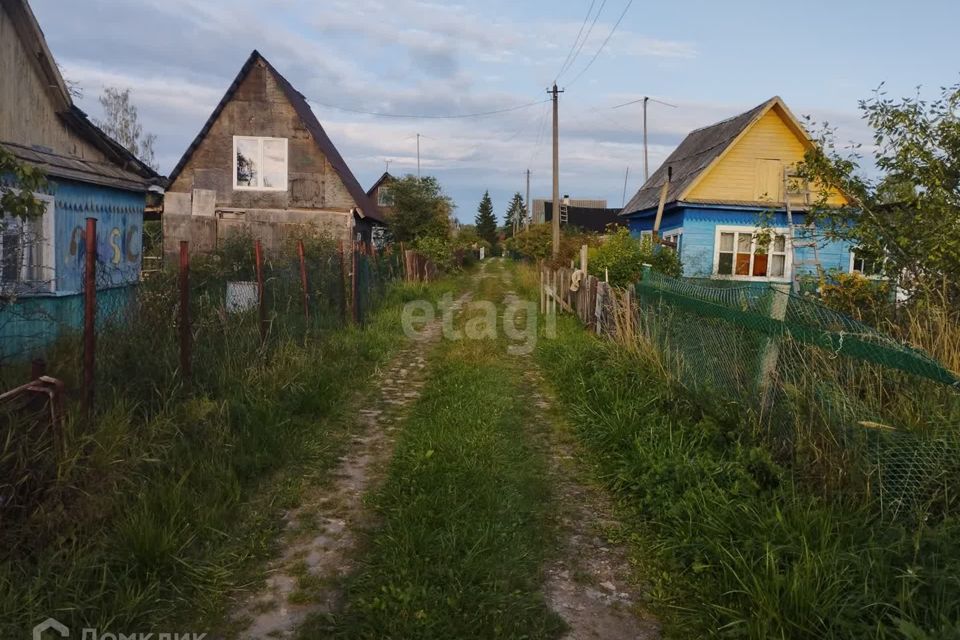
[537,314,960,638]
[0,237,444,637]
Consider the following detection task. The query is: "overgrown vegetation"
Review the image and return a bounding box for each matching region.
[0,237,441,636]
[504,223,596,267]
[537,314,960,639]
[588,227,682,286]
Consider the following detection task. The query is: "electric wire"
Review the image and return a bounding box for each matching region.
[566,0,635,89]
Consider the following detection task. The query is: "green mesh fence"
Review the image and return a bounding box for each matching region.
[629,270,960,518]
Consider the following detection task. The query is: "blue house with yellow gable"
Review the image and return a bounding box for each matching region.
[0,0,161,361]
[620,97,860,286]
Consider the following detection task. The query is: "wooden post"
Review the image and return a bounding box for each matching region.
[337,240,348,324]
[254,239,267,343]
[351,243,359,324]
[580,244,588,274]
[758,284,791,411]
[297,239,309,323]
[82,217,97,418]
[178,241,191,381]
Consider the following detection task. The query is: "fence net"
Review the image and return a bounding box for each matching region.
[549,265,960,519]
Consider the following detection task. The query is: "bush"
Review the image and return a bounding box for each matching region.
[504,224,594,268]
[588,227,682,287]
[819,271,891,325]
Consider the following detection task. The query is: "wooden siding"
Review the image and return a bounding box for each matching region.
[168,59,357,213]
[684,106,845,207]
[0,6,108,162]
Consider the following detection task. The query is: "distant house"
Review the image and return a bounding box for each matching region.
[163,50,384,255]
[0,0,160,359]
[366,171,395,218]
[532,197,606,225]
[542,201,625,233]
[620,97,853,284]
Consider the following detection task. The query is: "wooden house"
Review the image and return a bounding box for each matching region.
[620,97,854,284]
[0,0,160,359]
[366,171,396,218]
[163,51,384,255]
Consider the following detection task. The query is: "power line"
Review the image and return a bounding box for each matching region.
[553,0,597,82]
[307,97,550,120]
[527,99,551,166]
[566,0,635,89]
[611,96,677,109]
[558,0,608,81]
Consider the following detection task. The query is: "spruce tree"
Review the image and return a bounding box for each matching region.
[504,192,526,236]
[475,190,498,245]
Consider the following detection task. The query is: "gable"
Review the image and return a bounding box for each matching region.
[683,103,847,207]
[0,3,107,162]
[168,52,381,220]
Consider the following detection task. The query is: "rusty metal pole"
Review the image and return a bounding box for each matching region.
[82,217,97,418]
[178,241,191,381]
[297,239,309,323]
[254,239,267,343]
[351,242,360,324]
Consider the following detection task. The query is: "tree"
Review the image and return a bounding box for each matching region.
[96,87,158,170]
[475,190,498,246]
[797,82,960,301]
[386,175,453,243]
[0,147,48,220]
[503,192,526,237]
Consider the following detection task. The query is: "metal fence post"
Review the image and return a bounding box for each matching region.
[254,239,267,343]
[351,242,360,324]
[297,239,309,323]
[82,217,97,418]
[178,240,191,381]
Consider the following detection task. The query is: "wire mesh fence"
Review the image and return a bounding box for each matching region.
[0,227,405,525]
[542,264,960,520]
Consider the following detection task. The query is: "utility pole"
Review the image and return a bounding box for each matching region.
[549,83,563,257]
[643,97,649,182]
[525,169,531,230]
[416,133,421,181]
[622,166,630,207]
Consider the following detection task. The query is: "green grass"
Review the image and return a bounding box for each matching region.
[309,271,565,639]
[536,313,960,639]
[0,276,458,637]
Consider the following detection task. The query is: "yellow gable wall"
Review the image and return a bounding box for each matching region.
[684,105,846,206]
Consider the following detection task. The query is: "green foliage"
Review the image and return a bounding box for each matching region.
[0,147,48,220]
[385,175,453,243]
[819,270,892,325]
[537,316,960,638]
[503,192,526,236]
[503,223,595,267]
[588,227,682,286]
[797,82,960,302]
[474,190,498,246]
[96,86,158,170]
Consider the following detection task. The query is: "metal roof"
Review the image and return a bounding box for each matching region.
[166,50,383,223]
[2,140,157,192]
[620,97,778,216]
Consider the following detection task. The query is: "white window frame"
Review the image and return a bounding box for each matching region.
[848,250,885,279]
[662,227,683,254]
[377,186,393,207]
[639,229,653,241]
[232,136,288,192]
[0,192,56,294]
[712,225,792,282]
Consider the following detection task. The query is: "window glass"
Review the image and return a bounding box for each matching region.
[770,254,786,277]
[235,138,259,187]
[752,253,768,276]
[718,252,733,275]
[261,139,286,189]
[719,232,734,252]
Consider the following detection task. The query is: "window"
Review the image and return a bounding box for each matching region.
[714,227,789,280]
[850,250,884,277]
[0,193,55,294]
[233,136,288,191]
[662,229,682,254]
[639,230,653,242]
[377,186,393,207]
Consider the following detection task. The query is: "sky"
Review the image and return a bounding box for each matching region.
[30,0,960,223]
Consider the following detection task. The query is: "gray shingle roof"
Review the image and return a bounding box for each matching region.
[620,97,777,216]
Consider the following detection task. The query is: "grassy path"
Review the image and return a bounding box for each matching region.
[304,260,657,639]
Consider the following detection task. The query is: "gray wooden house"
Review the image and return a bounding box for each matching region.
[163,50,384,254]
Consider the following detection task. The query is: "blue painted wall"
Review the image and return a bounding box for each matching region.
[625,204,854,280]
[0,177,145,361]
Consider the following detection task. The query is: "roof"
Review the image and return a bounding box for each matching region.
[366,171,395,197]
[543,202,626,232]
[621,97,804,216]
[0,0,161,191]
[167,50,383,223]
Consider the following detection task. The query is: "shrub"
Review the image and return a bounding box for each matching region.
[588,227,682,287]
[504,224,594,267]
[819,271,891,325]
